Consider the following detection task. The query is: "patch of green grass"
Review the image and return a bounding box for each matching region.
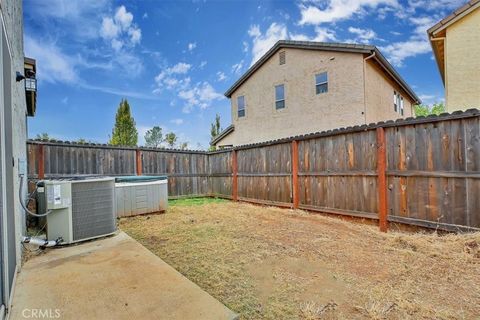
[168,197,227,207]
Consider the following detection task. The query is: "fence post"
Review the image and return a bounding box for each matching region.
[232,149,238,201]
[376,127,388,232]
[38,144,45,179]
[136,149,142,176]
[291,140,299,209]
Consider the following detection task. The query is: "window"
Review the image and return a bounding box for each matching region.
[394,91,398,112]
[237,95,245,117]
[394,91,404,116]
[279,51,286,65]
[315,72,328,94]
[400,96,404,116]
[275,84,285,109]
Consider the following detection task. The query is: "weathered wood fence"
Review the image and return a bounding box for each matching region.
[27,109,480,232]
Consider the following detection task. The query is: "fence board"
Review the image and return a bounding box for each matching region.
[27,111,480,231]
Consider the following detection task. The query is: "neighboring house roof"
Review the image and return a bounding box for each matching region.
[211,125,234,146]
[427,0,480,83]
[224,40,421,104]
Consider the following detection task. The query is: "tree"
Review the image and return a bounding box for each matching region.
[414,102,446,117]
[164,132,177,148]
[77,138,87,144]
[179,142,189,150]
[36,133,50,140]
[209,114,222,151]
[109,99,138,146]
[144,126,163,148]
[210,113,222,140]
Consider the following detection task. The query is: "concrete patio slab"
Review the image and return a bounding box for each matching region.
[9,232,237,320]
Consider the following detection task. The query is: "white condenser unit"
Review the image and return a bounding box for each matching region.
[41,177,116,244]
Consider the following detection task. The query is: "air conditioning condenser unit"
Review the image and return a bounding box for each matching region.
[39,177,116,245]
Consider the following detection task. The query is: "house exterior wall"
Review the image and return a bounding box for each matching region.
[364,59,414,123]
[225,48,366,146]
[217,47,414,147]
[444,8,480,111]
[0,0,27,316]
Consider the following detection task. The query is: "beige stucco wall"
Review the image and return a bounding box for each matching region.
[216,130,236,148]
[364,59,413,123]
[224,48,366,146]
[216,47,415,147]
[445,8,480,111]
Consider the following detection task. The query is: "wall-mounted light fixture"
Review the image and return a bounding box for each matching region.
[16,71,25,82]
[16,71,37,92]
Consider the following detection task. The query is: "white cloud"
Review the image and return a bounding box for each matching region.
[242,41,249,53]
[179,82,224,113]
[170,62,192,74]
[27,0,110,39]
[114,5,133,30]
[24,35,77,83]
[247,23,338,66]
[153,62,193,93]
[142,12,148,19]
[100,6,142,51]
[290,27,337,42]
[170,118,184,125]
[381,40,431,67]
[188,42,197,51]
[248,23,287,65]
[347,26,377,43]
[128,27,142,44]
[199,61,207,69]
[231,60,244,75]
[407,0,465,11]
[217,71,227,81]
[298,0,398,25]
[380,15,437,66]
[100,17,119,39]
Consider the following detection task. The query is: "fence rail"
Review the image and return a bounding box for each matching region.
[27,109,480,232]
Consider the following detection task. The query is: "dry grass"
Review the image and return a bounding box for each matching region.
[119,201,480,319]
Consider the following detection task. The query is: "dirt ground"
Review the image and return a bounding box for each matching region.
[119,200,480,319]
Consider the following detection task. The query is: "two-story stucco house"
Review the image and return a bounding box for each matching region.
[212,40,420,148]
[428,0,480,112]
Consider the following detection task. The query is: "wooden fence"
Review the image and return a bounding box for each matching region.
[27,109,480,232]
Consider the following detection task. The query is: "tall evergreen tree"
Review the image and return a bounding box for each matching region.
[144,126,163,148]
[109,99,138,146]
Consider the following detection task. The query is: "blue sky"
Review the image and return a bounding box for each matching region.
[24,0,461,149]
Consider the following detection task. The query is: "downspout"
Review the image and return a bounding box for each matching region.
[363,51,376,124]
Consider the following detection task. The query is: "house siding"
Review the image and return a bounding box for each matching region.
[226,48,366,146]
[445,8,480,111]
[364,59,413,123]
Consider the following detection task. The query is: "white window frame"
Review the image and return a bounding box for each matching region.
[394,91,398,112]
[400,96,404,116]
[315,72,328,94]
[275,84,285,110]
[237,95,245,118]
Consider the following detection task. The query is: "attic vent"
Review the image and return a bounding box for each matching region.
[279,51,286,65]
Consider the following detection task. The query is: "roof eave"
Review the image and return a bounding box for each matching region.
[371,48,421,104]
[210,125,235,145]
[224,40,374,98]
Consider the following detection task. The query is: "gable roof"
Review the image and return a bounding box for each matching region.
[427,0,480,83]
[224,40,420,104]
[210,124,234,146]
